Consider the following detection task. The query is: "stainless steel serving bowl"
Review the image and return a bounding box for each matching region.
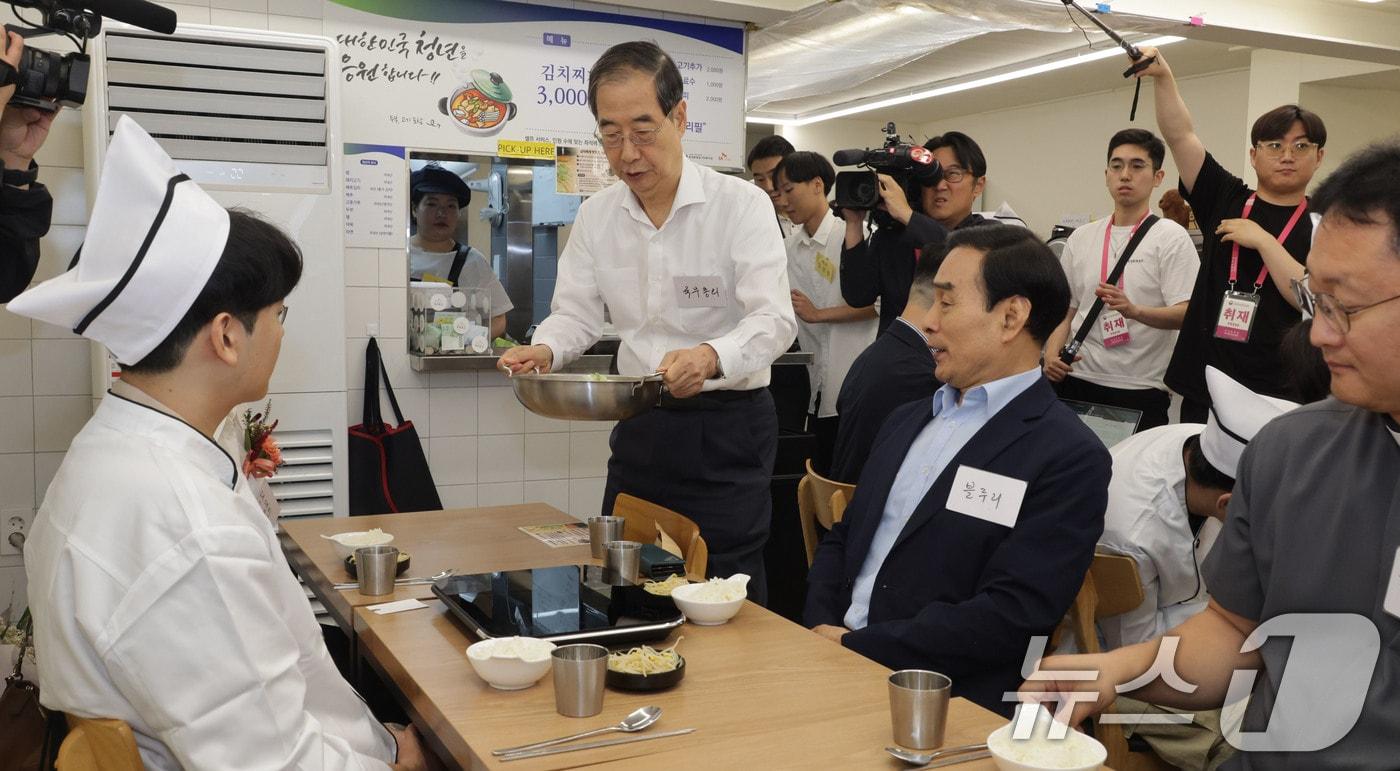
[509,372,663,421]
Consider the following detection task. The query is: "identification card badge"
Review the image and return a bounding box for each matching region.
[1214,291,1260,342]
[813,251,836,283]
[946,465,1028,528]
[1384,547,1400,619]
[674,276,726,308]
[1099,309,1131,348]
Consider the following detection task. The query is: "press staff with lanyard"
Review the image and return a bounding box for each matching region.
[408,163,512,340]
[1133,44,1323,422]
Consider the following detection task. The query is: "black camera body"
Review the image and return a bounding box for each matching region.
[832,122,942,212]
[5,0,176,110]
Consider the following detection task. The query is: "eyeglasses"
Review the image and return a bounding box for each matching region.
[594,120,669,149]
[1291,275,1400,335]
[940,167,968,184]
[1255,140,1319,159]
[276,305,290,325]
[1108,159,1152,173]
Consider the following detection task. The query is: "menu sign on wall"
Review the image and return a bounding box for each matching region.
[343,143,407,249]
[325,0,747,169]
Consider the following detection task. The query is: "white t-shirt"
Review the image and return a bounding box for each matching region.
[409,244,514,317]
[785,211,877,417]
[1061,216,1198,391]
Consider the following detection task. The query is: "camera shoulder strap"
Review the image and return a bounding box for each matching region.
[1060,215,1159,362]
[0,59,17,88]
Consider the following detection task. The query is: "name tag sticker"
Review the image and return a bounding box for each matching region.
[946,465,1027,528]
[674,276,726,308]
[814,251,836,283]
[1384,547,1400,620]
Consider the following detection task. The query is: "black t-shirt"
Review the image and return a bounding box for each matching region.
[1165,152,1309,404]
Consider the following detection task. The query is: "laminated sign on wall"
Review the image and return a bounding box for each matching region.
[325,0,748,169]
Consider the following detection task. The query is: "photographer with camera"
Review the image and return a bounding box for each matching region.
[839,131,990,333]
[1,30,58,302]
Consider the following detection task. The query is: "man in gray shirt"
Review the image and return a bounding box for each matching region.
[1021,140,1400,768]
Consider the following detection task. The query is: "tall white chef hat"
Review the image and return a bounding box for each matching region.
[1199,366,1301,479]
[7,116,230,366]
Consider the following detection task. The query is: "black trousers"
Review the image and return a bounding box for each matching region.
[1180,397,1209,424]
[806,412,839,478]
[1056,376,1171,432]
[602,389,778,605]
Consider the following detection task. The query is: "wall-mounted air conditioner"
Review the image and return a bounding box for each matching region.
[83,24,348,519]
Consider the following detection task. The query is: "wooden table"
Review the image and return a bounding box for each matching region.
[280,505,594,667]
[357,599,1004,770]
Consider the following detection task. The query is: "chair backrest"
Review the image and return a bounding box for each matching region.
[612,493,709,579]
[57,716,144,771]
[797,459,857,568]
[1059,551,1147,771]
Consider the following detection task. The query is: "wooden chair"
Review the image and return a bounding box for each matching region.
[612,493,709,579]
[56,716,144,771]
[1059,551,1175,771]
[797,459,856,568]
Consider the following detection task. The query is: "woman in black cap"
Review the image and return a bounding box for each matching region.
[409,163,512,339]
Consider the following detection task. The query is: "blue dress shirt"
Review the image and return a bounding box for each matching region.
[843,366,1043,630]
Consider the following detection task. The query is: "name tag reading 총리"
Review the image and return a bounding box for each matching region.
[674,276,726,308]
[946,465,1027,528]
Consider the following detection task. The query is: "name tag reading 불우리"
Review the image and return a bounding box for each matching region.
[946,465,1027,528]
[674,276,726,308]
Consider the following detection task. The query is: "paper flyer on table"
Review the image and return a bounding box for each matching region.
[519,522,591,548]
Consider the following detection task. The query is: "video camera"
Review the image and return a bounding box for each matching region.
[831,122,942,211]
[2,0,176,111]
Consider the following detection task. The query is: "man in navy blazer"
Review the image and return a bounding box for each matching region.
[805,225,1111,715]
[829,246,942,484]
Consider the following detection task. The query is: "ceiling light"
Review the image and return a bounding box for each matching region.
[747,35,1184,127]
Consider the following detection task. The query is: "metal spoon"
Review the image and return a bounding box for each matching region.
[491,705,661,756]
[885,743,989,766]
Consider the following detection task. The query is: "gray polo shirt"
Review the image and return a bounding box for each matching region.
[1203,399,1400,769]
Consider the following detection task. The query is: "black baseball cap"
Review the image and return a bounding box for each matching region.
[410,164,471,207]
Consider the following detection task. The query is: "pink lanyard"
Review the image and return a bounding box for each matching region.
[1100,210,1151,288]
[1229,194,1308,292]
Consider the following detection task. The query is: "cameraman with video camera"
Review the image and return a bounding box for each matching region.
[839,131,990,333]
[1,30,58,302]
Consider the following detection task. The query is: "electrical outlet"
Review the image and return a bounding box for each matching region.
[1,510,33,556]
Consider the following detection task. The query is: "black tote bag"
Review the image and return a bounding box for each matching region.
[348,338,443,515]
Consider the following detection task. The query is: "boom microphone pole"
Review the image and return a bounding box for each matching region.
[1061,0,1158,120]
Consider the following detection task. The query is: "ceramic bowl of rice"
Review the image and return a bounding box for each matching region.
[670,574,749,626]
[986,705,1107,771]
[465,636,556,690]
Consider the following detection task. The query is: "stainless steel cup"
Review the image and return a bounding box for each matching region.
[603,540,642,585]
[888,669,952,750]
[356,545,399,596]
[587,516,626,559]
[552,644,608,717]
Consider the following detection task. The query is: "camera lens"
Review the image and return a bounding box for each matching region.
[13,47,85,108]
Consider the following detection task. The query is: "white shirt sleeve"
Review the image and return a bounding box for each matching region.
[702,192,797,382]
[97,525,394,770]
[531,204,604,369]
[1156,224,1200,307]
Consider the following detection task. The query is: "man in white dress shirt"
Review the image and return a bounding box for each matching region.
[500,42,796,600]
[9,118,424,770]
[776,150,877,474]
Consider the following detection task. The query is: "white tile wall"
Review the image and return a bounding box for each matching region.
[0,0,613,609]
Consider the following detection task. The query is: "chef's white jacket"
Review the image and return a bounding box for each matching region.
[25,385,397,770]
[533,157,796,391]
[1096,423,1218,649]
[784,210,876,417]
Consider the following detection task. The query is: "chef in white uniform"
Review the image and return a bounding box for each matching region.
[1097,367,1300,649]
[8,118,423,770]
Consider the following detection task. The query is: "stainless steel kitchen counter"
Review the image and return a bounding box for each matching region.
[408,351,813,372]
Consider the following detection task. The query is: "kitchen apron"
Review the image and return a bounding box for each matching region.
[602,389,778,605]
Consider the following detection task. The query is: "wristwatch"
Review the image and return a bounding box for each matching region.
[2,161,39,188]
